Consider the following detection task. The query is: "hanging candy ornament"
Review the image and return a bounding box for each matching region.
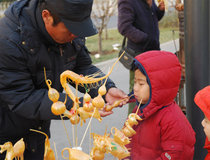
[98,84,106,96]
[70,114,80,125]
[83,93,94,112]
[51,101,66,116]
[92,94,105,109]
[92,80,107,110]
[48,87,60,102]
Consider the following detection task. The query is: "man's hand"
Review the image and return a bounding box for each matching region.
[105,88,128,107]
[158,1,165,11]
[99,107,113,117]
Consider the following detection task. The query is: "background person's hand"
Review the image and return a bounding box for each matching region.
[105,88,128,107]
[158,1,165,11]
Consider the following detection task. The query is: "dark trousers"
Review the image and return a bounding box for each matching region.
[128,70,136,115]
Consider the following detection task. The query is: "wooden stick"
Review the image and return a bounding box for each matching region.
[53,142,58,160]
[79,109,96,147]
[72,124,75,147]
[60,115,72,147]
[89,124,92,153]
[135,99,142,115]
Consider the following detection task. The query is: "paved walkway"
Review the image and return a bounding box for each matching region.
[96,39,179,68]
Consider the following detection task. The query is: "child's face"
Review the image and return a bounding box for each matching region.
[133,69,150,104]
[201,116,210,141]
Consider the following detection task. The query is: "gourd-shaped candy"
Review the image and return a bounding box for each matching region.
[92,84,106,109]
[51,101,66,116]
[83,93,94,112]
[70,114,80,125]
[48,87,59,103]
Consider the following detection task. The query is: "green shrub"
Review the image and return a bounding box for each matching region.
[159,11,179,28]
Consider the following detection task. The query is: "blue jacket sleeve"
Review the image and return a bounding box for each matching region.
[153,0,165,21]
[118,0,148,43]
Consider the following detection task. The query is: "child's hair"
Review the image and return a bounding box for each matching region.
[133,60,146,76]
[194,86,210,120]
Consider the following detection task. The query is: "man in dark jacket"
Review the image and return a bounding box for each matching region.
[0,0,127,159]
[118,0,165,114]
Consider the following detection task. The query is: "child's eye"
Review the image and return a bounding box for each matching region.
[205,119,209,124]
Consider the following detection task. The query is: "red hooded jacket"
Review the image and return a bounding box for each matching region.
[204,139,210,160]
[194,86,210,160]
[126,51,195,160]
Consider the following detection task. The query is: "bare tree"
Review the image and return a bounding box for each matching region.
[0,1,14,17]
[91,0,117,54]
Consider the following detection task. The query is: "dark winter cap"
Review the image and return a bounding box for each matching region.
[44,0,98,37]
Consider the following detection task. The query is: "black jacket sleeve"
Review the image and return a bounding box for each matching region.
[0,38,71,121]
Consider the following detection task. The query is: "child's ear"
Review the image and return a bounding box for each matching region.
[42,10,54,25]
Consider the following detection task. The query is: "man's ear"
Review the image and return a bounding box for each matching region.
[42,9,54,25]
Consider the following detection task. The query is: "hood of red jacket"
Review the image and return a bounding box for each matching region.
[133,50,181,119]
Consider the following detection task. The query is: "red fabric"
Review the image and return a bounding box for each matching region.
[204,139,210,160]
[127,51,195,160]
[194,86,210,121]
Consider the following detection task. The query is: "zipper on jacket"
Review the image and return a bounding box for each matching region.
[59,46,63,56]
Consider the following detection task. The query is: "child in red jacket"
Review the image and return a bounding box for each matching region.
[194,86,210,160]
[126,51,195,160]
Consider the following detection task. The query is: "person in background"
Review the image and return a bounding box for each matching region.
[0,0,127,159]
[194,86,210,160]
[125,50,195,159]
[118,0,165,114]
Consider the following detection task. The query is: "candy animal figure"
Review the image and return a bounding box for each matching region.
[90,133,108,160]
[30,129,56,160]
[0,138,25,160]
[108,140,130,159]
[111,127,130,146]
[58,52,126,124]
[122,111,142,138]
[62,148,92,160]
[91,132,130,160]
[90,147,105,160]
